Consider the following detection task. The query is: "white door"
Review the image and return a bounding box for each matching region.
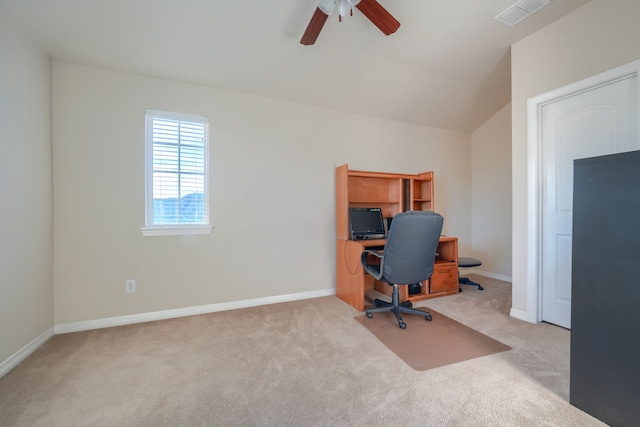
[541,74,639,328]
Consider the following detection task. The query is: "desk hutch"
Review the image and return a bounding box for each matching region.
[335,164,458,311]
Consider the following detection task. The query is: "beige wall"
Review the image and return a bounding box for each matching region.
[52,62,472,324]
[0,17,53,364]
[471,103,512,280]
[511,0,640,317]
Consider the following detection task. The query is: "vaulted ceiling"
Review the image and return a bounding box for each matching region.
[1,0,591,131]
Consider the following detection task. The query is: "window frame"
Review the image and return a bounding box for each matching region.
[140,109,212,237]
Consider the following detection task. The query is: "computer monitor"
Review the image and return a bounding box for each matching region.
[349,207,386,240]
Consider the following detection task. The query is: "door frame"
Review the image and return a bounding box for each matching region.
[525,59,640,324]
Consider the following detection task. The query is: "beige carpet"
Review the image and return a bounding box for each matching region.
[355,308,511,370]
[0,276,607,426]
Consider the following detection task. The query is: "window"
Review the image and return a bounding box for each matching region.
[141,109,211,236]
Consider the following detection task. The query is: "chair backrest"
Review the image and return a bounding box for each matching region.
[381,210,444,285]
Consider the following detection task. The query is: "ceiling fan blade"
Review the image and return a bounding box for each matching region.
[355,0,400,36]
[300,0,335,45]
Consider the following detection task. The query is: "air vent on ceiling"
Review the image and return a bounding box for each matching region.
[495,0,552,26]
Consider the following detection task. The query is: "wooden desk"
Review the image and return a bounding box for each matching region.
[336,236,458,312]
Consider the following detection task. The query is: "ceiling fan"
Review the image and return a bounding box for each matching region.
[300,0,400,45]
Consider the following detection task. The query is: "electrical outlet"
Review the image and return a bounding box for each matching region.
[125,279,136,293]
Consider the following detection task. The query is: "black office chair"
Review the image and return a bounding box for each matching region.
[362,210,444,329]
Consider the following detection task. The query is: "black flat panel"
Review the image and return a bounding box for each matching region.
[571,150,640,427]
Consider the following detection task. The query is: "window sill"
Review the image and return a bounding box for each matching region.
[140,225,212,237]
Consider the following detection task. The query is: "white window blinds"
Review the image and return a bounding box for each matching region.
[143,109,210,234]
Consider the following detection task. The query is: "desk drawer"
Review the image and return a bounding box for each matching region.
[430,264,458,293]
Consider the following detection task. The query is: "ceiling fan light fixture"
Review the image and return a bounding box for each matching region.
[495,0,552,26]
[339,0,361,20]
[317,0,336,15]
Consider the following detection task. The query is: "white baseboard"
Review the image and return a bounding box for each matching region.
[0,327,54,379]
[509,308,529,322]
[461,269,512,283]
[55,288,336,334]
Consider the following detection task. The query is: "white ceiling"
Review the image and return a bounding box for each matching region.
[1,0,591,132]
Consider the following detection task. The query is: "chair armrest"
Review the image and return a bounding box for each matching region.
[361,249,384,280]
[362,249,383,259]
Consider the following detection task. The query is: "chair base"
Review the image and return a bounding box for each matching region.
[365,284,432,329]
[458,276,484,291]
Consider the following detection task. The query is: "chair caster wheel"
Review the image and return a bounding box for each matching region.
[374,300,382,307]
[425,313,432,321]
[478,285,484,290]
[399,322,406,329]
[366,312,373,319]
[406,301,413,308]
